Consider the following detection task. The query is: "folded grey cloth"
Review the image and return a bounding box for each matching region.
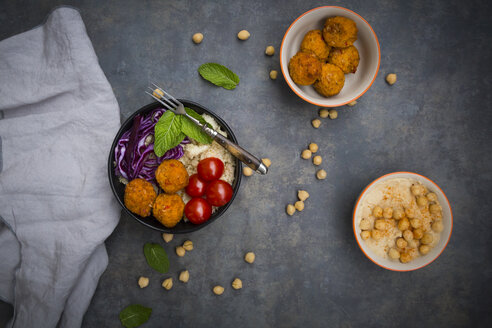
[0,7,120,327]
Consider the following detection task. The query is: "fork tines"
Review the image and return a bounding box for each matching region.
[145,83,181,112]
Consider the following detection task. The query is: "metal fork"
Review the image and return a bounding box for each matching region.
[146,83,268,174]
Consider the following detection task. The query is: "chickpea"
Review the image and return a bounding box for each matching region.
[313,155,322,166]
[269,70,278,80]
[413,228,424,240]
[162,233,173,243]
[294,201,304,211]
[432,211,443,221]
[308,143,318,153]
[426,192,438,202]
[408,239,420,248]
[328,109,338,119]
[232,278,243,290]
[371,229,383,241]
[429,204,441,214]
[421,233,433,245]
[265,45,275,56]
[262,158,272,167]
[298,190,310,201]
[183,240,193,251]
[312,118,321,128]
[361,231,371,240]
[244,252,255,263]
[162,277,173,290]
[398,217,410,231]
[192,33,204,44]
[388,248,400,260]
[316,169,327,180]
[396,237,408,249]
[319,108,329,118]
[138,276,149,288]
[432,221,444,233]
[383,207,393,219]
[404,207,415,219]
[347,100,357,107]
[153,88,164,99]
[374,219,387,230]
[386,73,397,85]
[419,245,430,255]
[410,218,422,229]
[403,230,414,242]
[237,30,250,40]
[179,270,189,283]
[243,166,253,176]
[359,218,371,231]
[286,204,296,216]
[416,196,429,207]
[411,184,425,196]
[176,246,186,257]
[400,252,412,263]
[301,149,312,159]
[213,285,225,295]
[373,206,383,218]
[393,208,405,220]
[407,247,418,258]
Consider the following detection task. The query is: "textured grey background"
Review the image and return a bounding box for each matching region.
[1,0,491,327]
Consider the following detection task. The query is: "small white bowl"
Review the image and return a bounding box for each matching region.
[353,172,453,271]
[280,6,380,107]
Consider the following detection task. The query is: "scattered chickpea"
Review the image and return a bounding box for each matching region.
[183,240,194,251]
[419,245,431,255]
[432,221,444,233]
[328,109,338,119]
[396,237,408,249]
[269,70,278,80]
[374,219,387,230]
[388,248,400,260]
[162,277,173,290]
[192,33,204,44]
[386,73,397,85]
[312,119,321,128]
[298,190,309,201]
[371,229,383,241]
[286,204,296,216]
[312,155,322,166]
[244,252,255,264]
[176,246,186,257]
[232,278,243,290]
[347,100,357,107]
[153,89,164,99]
[237,30,250,40]
[243,166,253,177]
[265,45,275,56]
[361,231,371,240]
[410,218,422,229]
[262,158,272,167]
[308,143,318,153]
[138,276,149,288]
[162,233,173,243]
[301,149,312,159]
[403,230,414,242]
[393,208,405,220]
[359,218,371,231]
[429,204,441,214]
[413,228,424,240]
[213,285,225,295]
[373,206,383,218]
[421,233,433,245]
[316,169,327,180]
[319,108,329,118]
[400,252,412,263]
[294,201,304,211]
[398,218,410,231]
[179,270,190,283]
[383,207,393,219]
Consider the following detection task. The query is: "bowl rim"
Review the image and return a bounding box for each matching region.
[107,99,242,234]
[352,171,453,272]
[280,5,381,107]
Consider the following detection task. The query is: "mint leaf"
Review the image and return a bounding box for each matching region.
[154,111,184,157]
[143,243,169,273]
[198,63,239,90]
[119,304,152,328]
[181,107,213,144]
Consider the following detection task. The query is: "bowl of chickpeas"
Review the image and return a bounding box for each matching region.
[353,172,453,271]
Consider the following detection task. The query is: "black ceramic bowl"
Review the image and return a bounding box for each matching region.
[108,100,242,233]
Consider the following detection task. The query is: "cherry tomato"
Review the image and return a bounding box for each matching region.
[185,174,208,197]
[185,198,212,225]
[197,157,224,181]
[205,180,233,207]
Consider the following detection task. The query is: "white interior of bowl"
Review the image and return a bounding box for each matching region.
[280,6,380,107]
[353,172,453,271]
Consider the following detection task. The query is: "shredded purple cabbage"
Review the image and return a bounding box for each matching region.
[114,108,190,182]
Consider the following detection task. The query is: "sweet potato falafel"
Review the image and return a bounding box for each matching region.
[288,51,322,85]
[155,159,189,194]
[313,63,345,97]
[322,16,358,48]
[124,178,157,217]
[300,30,331,61]
[152,193,185,228]
[328,45,360,74]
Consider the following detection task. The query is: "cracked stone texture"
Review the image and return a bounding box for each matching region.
[1,0,491,327]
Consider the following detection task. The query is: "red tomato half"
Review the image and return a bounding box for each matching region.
[186,174,208,197]
[185,198,212,225]
[197,157,224,181]
[205,180,233,207]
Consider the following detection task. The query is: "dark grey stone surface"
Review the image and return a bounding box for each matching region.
[1,0,491,327]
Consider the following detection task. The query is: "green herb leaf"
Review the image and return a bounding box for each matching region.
[181,107,213,144]
[143,243,169,273]
[154,111,185,157]
[119,304,152,328]
[198,63,239,90]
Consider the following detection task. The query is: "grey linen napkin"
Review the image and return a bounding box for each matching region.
[0,7,120,327]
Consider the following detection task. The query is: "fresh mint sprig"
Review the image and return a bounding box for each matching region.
[198,63,239,90]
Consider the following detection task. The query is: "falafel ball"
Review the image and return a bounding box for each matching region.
[300,30,331,61]
[288,51,322,85]
[328,45,360,74]
[152,193,185,228]
[155,159,189,194]
[322,16,358,48]
[313,63,345,97]
[124,178,157,217]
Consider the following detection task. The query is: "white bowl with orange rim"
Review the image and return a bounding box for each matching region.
[353,172,453,271]
[280,6,380,107]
